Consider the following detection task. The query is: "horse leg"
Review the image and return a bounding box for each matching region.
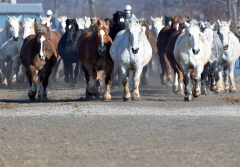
[120,66,131,101]
[176,65,184,95]
[193,65,204,98]
[210,64,218,92]
[111,64,118,88]
[81,64,90,85]
[201,65,208,95]
[69,63,74,87]
[172,69,179,94]
[95,70,104,99]
[223,66,229,91]
[164,53,172,86]
[72,61,80,87]
[141,65,148,85]
[216,67,223,93]
[0,61,8,86]
[10,55,19,84]
[159,53,167,85]
[52,57,61,82]
[28,65,38,99]
[229,63,236,93]
[39,70,51,100]
[63,61,70,83]
[180,64,192,101]
[104,65,113,101]
[86,65,97,98]
[132,66,143,100]
[18,65,26,84]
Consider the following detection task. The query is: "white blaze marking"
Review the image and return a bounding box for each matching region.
[40,36,46,58]
[176,23,179,31]
[69,25,72,29]
[120,18,125,23]
[100,30,105,48]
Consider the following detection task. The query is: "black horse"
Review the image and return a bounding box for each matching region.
[58,19,83,86]
[109,11,126,40]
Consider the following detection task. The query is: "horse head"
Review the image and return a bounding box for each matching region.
[76,18,85,30]
[6,15,22,41]
[23,18,36,40]
[113,11,126,30]
[151,16,163,36]
[127,18,145,54]
[66,18,79,42]
[84,16,91,29]
[58,16,67,35]
[95,17,110,56]
[171,16,182,31]
[40,15,52,29]
[218,19,231,50]
[35,23,51,60]
[185,21,201,55]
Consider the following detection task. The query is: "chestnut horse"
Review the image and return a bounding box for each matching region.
[141,19,158,85]
[157,16,182,86]
[77,17,114,100]
[20,24,59,100]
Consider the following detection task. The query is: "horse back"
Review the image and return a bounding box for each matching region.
[157,26,171,54]
[147,31,157,57]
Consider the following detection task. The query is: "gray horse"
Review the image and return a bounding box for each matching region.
[200,21,224,94]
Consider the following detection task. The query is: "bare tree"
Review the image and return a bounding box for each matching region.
[89,0,96,17]
[54,0,59,17]
[228,0,238,34]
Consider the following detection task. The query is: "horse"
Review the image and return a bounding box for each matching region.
[217,20,240,93]
[151,16,164,39]
[141,19,158,85]
[157,16,182,86]
[0,15,22,85]
[58,18,83,86]
[110,18,152,101]
[20,23,58,100]
[173,21,213,101]
[77,17,114,100]
[40,15,52,29]
[199,21,224,94]
[76,16,91,30]
[57,16,68,35]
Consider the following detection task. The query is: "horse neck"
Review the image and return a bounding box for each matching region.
[2,22,12,41]
[203,29,213,45]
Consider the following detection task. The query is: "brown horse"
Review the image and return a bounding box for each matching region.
[141,19,158,85]
[20,23,59,100]
[165,21,195,94]
[77,17,114,100]
[157,16,182,86]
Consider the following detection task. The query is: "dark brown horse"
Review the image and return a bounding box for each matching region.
[157,16,182,86]
[20,23,59,100]
[165,21,195,94]
[141,19,158,85]
[77,17,114,100]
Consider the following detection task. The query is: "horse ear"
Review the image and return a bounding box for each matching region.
[101,16,104,20]
[228,19,231,27]
[7,15,10,21]
[97,19,101,27]
[40,15,43,20]
[184,21,190,28]
[160,16,163,20]
[106,20,110,26]
[151,16,154,21]
[217,20,221,26]
[211,22,216,30]
[172,16,175,20]
[17,15,22,22]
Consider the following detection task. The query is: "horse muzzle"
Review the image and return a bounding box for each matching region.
[132,48,139,54]
[98,49,107,56]
[39,55,46,60]
[13,36,19,41]
[224,45,229,50]
[192,49,200,55]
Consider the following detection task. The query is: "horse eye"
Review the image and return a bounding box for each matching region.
[189,33,191,36]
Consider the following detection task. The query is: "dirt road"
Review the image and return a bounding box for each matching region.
[0,76,240,167]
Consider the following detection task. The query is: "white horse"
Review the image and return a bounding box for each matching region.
[110,18,152,101]
[217,20,240,93]
[40,15,52,29]
[57,16,67,35]
[151,16,164,39]
[0,18,36,85]
[76,16,91,30]
[0,15,22,85]
[173,21,213,101]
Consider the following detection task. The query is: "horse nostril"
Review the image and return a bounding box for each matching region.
[132,48,139,54]
[224,45,229,50]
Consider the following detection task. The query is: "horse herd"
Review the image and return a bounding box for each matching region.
[0,12,239,102]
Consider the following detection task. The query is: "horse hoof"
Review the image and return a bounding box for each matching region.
[193,90,201,98]
[172,86,178,94]
[64,77,70,83]
[229,89,236,93]
[161,79,167,85]
[2,79,8,86]
[201,89,207,95]
[184,95,192,102]
[210,85,217,91]
[28,91,37,99]
[103,94,111,101]
[70,82,77,87]
[123,94,131,101]
[93,93,100,99]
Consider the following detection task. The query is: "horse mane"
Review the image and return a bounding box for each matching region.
[35,24,51,39]
[127,18,142,29]
[113,11,126,22]
[142,20,150,39]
